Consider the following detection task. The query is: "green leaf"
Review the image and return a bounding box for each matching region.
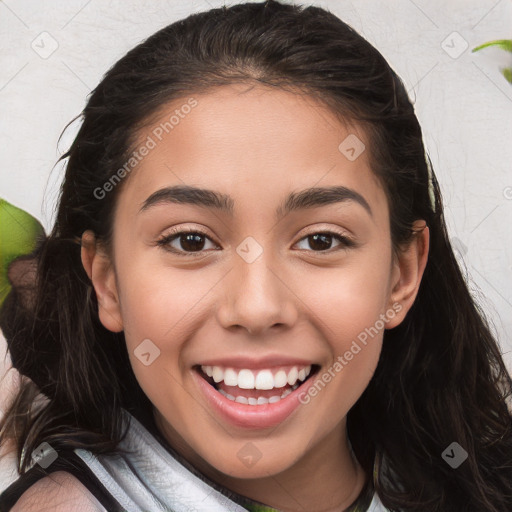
[501,67,512,83]
[0,199,45,306]
[472,39,512,53]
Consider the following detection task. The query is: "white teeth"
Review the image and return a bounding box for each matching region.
[223,368,238,387]
[255,370,274,390]
[238,369,255,389]
[287,367,298,385]
[281,388,292,398]
[218,389,235,400]
[212,366,224,383]
[201,364,312,391]
[273,370,288,388]
[217,382,301,406]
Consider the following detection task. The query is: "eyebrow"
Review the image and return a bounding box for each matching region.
[139,184,373,219]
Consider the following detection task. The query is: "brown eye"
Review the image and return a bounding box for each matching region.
[295,232,355,252]
[157,229,218,256]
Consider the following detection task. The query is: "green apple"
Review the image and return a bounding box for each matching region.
[0,199,45,306]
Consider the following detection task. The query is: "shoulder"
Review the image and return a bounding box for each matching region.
[11,471,106,512]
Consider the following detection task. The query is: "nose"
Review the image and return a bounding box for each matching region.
[216,251,298,336]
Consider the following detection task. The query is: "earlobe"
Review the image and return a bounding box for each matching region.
[80,230,124,333]
[385,221,429,329]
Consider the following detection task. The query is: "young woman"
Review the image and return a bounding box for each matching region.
[1,1,511,511]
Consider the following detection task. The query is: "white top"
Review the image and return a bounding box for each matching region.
[74,408,388,512]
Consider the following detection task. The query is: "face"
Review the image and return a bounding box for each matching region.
[83,83,428,486]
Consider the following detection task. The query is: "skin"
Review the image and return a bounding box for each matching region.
[81,83,429,512]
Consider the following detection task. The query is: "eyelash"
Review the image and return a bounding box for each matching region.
[156,226,356,257]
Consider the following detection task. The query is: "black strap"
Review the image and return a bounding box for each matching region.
[0,449,124,512]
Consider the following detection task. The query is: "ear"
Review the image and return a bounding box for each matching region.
[81,230,123,332]
[385,220,429,329]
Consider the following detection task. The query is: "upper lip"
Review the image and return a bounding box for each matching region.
[195,355,317,370]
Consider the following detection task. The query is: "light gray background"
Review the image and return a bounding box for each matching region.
[1,0,511,491]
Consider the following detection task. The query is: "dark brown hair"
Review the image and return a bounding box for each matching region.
[1,1,511,510]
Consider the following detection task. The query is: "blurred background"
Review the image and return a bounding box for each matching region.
[1,0,511,492]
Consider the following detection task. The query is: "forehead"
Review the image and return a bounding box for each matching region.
[116,83,388,224]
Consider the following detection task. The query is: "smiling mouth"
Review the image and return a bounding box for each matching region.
[195,364,320,406]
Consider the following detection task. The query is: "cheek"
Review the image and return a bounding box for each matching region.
[116,261,217,345]
[293,253,390,408]
[299,263,387,430]
[115,265,199,410]
[299,257,391,344]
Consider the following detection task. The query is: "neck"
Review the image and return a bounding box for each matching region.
[218,424,366,512]
[153,408,367,512]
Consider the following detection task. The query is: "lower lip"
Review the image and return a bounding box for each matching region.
[193,369,317,429]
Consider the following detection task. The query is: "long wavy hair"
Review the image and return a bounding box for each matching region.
[1,1,511,510]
